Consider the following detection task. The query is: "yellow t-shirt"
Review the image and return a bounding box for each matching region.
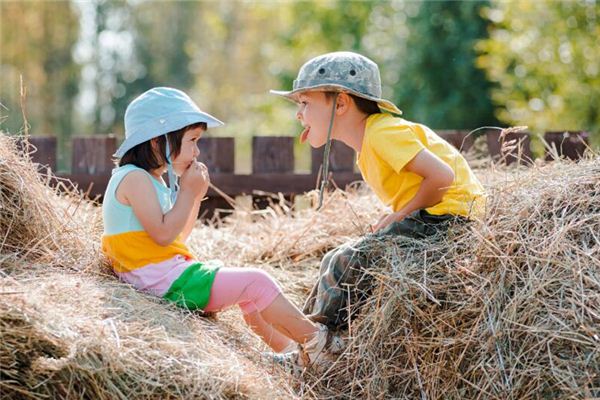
[357,113,485,218]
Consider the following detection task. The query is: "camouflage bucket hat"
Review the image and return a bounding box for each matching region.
[270,51,402,115]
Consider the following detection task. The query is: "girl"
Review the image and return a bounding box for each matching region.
[101,87,339,369]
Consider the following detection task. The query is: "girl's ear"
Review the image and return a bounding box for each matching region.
[150,138,164,162]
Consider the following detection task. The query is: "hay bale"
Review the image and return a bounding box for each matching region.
[0,297,68,398]
[0,133,297,399]
[304,159,600,399]
[3,130,599,399]
[0,134,100,271]
[0,273,299,399]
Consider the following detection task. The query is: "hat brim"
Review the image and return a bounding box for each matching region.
[114,111,224,158]
[270,84,402,115]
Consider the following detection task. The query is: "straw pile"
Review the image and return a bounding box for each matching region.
[300,159,599,398]
[0,136,99,272]
[190,157,600,398]
[0,134,296,400]
[2,130,599,399]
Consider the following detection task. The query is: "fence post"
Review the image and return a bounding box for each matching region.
[544,131,589,161]
[199,137,235,173]
[71,135,117,174]
[486,129,534,165]
[252,136,294,173]
[18,135,57,171]
[437,130,475,153]
[311,140,355,174]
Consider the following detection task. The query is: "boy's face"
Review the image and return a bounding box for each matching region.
[171,126,204,176]
[296,91,335,148]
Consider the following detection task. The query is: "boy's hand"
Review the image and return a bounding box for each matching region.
[372,211,405,232]
[180,161,210,199]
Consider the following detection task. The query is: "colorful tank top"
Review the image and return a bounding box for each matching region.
[101,164,218,308]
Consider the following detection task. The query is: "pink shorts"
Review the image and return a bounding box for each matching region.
[203,267,282,315]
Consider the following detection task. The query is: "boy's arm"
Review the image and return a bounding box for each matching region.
[180,197,202,242]
[373,149,454,232]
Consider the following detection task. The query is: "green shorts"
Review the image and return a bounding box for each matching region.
[163,261,221,310]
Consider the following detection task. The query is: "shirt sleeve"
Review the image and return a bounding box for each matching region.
[368,124,425,174]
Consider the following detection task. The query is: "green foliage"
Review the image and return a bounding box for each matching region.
[110,1,200,135]
[477,0,600,141]
[2,0,598,170]
[271,1,497,130]
[389,0,497,129]
[0,1,80,168]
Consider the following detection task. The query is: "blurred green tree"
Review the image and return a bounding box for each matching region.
[477,0,599,141]
[387,0,497,129]
[74,1,200,134]
[271,0,497,130]
[0,1,80,167]
[110,1,200,135]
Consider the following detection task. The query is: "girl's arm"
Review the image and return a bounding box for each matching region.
[180,196,202,242]
[119,165,207,246]
[373,149,454,231]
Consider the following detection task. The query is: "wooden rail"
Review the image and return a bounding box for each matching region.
[18,129,590,214]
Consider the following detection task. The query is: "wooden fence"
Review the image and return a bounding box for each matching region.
[19,129,590,215]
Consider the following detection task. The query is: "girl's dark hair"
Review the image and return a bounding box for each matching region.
[118,122,206,170]
[325,92,381,115]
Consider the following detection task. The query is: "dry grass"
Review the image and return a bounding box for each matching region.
[299,158,600,399]
[1,132,599,399]
[0,134,296,400]
[0,137,100,272]
[190,152,600,399]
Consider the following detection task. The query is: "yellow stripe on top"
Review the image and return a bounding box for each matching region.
[357,113,485,218]
[102,230,195,273]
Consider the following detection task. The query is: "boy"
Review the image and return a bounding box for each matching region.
[271,51,485,329]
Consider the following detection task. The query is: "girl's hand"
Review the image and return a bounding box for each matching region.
[180,161,210,199]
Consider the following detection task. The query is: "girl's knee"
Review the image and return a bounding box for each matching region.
[244,269,282,312]
[247,268,280,289]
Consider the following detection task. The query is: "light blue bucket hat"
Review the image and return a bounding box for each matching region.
[115,87,223,203]
[115,87,224,158]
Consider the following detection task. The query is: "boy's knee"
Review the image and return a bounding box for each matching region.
[320,247,339,273]
[323,247,340,261]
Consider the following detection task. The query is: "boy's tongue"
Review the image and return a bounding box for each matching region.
[299,127,310,143]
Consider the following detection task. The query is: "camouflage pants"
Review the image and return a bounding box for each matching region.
[302,209,462,329]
